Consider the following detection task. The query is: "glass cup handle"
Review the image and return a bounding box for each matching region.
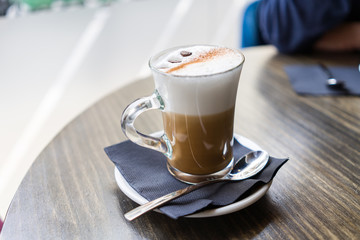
[121,90,172,158]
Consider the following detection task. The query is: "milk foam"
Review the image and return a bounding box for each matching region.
[150,45,244,115]
[154,46,243,76]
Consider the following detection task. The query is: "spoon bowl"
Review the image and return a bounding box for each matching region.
[227,150,269,180]
[327,77,345,89]
[124,150,269,221]
[319,63,346,90]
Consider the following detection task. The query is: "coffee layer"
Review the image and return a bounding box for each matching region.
[163,107,234,175]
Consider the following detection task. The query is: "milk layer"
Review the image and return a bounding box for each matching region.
[150,45,244,115]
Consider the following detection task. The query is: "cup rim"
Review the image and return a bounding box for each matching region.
[148,44,245,78]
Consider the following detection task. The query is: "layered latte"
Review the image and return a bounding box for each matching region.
[150,45,244,177]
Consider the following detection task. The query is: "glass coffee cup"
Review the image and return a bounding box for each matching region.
[121,45,245,184]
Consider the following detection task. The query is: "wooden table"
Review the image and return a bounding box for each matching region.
[1,46,359,239]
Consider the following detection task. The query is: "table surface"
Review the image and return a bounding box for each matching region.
[1,46,360,239]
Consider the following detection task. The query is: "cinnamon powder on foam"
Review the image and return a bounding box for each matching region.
[165,48,228,74]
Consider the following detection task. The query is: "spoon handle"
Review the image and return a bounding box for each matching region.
[124,179,219,221]
[318,63,334,78]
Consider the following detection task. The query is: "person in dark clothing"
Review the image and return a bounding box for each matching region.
[258,0,360,53]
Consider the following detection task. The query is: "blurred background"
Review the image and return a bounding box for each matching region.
[0,0,253,219]
[1,0,114,17]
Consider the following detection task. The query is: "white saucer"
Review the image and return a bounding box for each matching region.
[114,133,271,218]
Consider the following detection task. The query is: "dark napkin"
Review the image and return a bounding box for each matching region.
[284,64,360,96]
[105,140,288,219]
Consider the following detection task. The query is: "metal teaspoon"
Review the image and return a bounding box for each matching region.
[124,150,269,221]
[318,63,346,89]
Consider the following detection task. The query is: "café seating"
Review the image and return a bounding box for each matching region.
[241,0,264,48]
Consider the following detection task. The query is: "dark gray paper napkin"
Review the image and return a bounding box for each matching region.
[105,140,288,219]
[284,64,360,96]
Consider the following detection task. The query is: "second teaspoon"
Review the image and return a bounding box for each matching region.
[318,63,346,89]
